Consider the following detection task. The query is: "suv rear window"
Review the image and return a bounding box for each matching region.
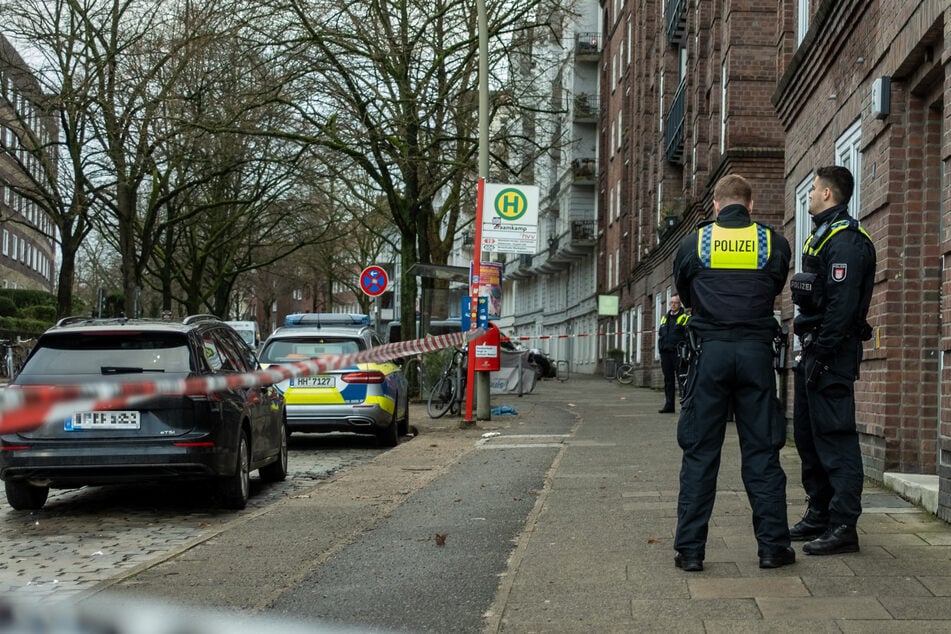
[260,337,364,362]
[20,332,192,376]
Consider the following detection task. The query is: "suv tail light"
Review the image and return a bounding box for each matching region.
[341,371,385,384]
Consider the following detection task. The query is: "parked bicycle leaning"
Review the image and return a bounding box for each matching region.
[427,347,467,418]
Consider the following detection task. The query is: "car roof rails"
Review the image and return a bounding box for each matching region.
[54,316,92,327]
[182,314,221,325]
[283,313,370,328]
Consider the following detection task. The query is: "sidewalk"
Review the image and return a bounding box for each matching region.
[486,375,951,633]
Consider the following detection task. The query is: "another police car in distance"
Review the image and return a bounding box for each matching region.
[257,313,409,447]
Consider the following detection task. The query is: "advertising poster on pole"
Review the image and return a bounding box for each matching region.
[480,261,503,319]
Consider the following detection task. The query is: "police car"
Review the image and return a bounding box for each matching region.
[258,313,409,447]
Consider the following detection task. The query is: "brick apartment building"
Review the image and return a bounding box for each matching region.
[599,0,951,520]
[0,35,58,294]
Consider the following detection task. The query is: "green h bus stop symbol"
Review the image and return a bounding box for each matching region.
[494,188,528,220]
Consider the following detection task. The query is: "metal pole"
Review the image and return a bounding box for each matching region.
[474,0,491,421]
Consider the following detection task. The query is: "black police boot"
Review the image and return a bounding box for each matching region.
[802,524,860,555]
[658,403,675,413]
[789,507,829,541]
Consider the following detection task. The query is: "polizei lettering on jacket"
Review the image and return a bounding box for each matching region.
[712,238,755,252]
[698,223,771,270]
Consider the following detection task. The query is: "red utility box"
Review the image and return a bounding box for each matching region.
[471,322,501,372]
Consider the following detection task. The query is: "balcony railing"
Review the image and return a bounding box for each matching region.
[571,219,595,241]
[666,0,687,47]
[664,80,686,165]
[573,93,599,121]
[575,33,601,60]
[571,157,597,181]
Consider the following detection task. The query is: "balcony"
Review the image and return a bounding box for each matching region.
[506,253,535,280]
[573,93,599,123]
[666,0,687,48]
[571,157,597,183]
[461,231,475,246]
[664,80,685,165]
[575,33,601,61]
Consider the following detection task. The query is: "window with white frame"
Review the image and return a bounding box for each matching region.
[634,304,643,364]
[794,173,814,273]
[614,246,620,287]
[720,61,727,153]
[654,292,663,360]
[797,0,810,47]
[1,229,7,256]
[627,19,632,66]
[616,110,622,150]
[835,119,863,215]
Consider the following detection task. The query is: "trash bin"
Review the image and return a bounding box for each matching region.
[603,358,617,380]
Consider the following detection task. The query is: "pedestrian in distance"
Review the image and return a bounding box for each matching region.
[789,165,876,556]
[657,295,688,413]
[671,174,794,572]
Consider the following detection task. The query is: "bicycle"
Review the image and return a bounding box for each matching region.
[0,339,29,380]
[614,361,634,385]
[427,347,467,418]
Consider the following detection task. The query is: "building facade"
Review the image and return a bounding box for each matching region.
[0,35,57,294]
[391,0,951,520]
[587,0,951,520]
[500,2,603,375]
[774,0,951,520]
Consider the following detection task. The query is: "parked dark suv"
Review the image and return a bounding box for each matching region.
[0,315,287,510]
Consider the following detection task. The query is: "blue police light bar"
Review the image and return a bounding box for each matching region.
[284,313,370,327]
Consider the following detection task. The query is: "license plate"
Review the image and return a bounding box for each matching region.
[293,375,335,388]
[66,411,141,431]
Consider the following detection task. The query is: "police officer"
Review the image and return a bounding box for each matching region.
[657,295,688,413]
[672,174,793,571]
[789,165,876,555]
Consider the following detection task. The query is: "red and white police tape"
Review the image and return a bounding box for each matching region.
[0,328,485,436]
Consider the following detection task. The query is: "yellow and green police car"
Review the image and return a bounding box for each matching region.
[258,314,409,447]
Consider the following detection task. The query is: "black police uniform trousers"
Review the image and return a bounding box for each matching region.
[674,333,789,559]
[792,339,863,526]
[659,349,680,409]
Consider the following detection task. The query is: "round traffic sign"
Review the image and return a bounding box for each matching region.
[360,265,389,297]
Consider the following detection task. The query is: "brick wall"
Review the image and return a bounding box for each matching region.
[775,0,950,518]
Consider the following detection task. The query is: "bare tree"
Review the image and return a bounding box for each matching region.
[259,0,569,338]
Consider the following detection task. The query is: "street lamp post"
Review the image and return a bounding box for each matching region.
[465,0,492,423]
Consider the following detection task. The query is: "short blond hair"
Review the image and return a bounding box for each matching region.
[713,174,753,205]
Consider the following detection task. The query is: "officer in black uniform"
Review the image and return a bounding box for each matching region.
[672,174,793,571]
[657,295,689,413]
[789,165,876,555]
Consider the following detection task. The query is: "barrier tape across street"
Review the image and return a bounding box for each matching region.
[0,328,485,436]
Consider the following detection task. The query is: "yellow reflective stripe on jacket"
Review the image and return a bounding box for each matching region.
[698,224,770,269]
[660,313,690,326]
[804,219,872,256]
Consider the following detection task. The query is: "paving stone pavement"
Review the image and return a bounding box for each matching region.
[0,439,380,603]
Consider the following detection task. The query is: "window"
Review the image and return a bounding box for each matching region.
[793,173,814,351]
[835,119,862,215]
[720,61,727,153]
[654,293,663,360]
[634,304,643,365]
[794,173,814,273]
[2,229,7,256]
[797,0,810,47]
